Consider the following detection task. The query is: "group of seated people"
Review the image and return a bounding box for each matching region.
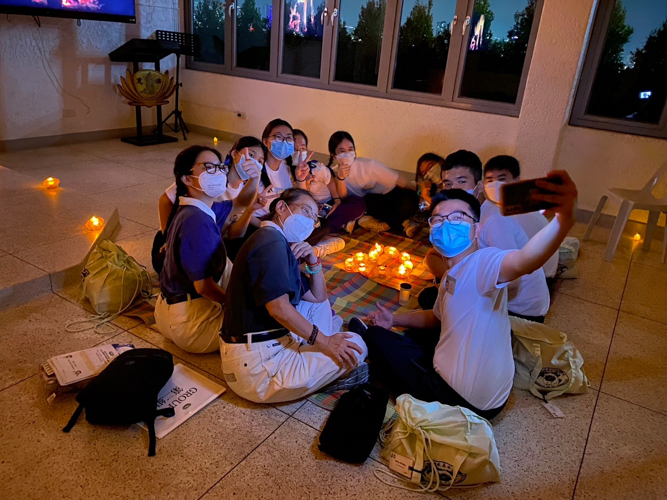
[151,116,578,419]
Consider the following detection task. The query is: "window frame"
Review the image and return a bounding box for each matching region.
[570,0,667,139]
[185,0,544,118]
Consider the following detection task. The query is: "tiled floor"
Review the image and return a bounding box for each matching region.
[0,137,666,499]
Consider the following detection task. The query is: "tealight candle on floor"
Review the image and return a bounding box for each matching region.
[213,137,219,146]
[42,177,60,189]
[386,247,398,257]
[345,257,356,271]
[355,252,366,262]
[401,252,411,262]
[395,264,407,278]
[358,263,367,274]
[403,260,414,270]
[369,249,379,262]
[85,215,104,232]
[633,233,641,241]
[373,243,384,254]
[377,266,387,278]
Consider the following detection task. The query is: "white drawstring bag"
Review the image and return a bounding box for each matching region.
[67,240,152,334]
[377,395,501,493]
[511,316,589,401]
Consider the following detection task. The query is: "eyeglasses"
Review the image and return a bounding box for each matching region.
[194,162,229,175]
[428,210,477,227]
[292,203,321,228]
[269,134,294,144]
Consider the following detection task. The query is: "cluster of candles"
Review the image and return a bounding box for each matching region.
[344,243,414,278]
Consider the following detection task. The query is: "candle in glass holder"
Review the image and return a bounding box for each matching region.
[377,266,387,278]
[358,263,367,274]
[85,215,104,232]
[386,247,398,258]
[355,252,366,262]
[345,257,356,271]
[373,243,384,254]
[401,252,411,262]
[368,249,379,262]
[403,260,414,270]
[42,177,60,190]
[395,264,409,278]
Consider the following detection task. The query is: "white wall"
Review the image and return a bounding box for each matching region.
[180,0,667,217]
[0,0,180,142]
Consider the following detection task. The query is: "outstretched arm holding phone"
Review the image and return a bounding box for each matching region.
[499,170,577,283]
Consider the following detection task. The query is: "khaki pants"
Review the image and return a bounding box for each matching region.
[154,294,223,354]
[219,300,368,403]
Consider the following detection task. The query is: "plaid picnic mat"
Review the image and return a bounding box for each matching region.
[322,229,435,294]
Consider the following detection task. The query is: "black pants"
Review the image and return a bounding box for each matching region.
[365,187,419,232]
[365,326,507,420]
[509,312,545,323]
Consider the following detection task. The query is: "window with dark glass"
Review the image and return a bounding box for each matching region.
[282,0,327,78]
[392,0,457,94]
[236,0,273,70]
[586,0,667,124]
[334,0,387,86]
[458,0,537,103]
[193,0,226,64]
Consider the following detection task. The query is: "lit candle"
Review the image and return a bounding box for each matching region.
[85,215,104,232]
[358,263,367,274]
[345,257,356,271]
[213,136,219,146]
[386,247,398,258]
[401,252,411,262]
[396,264,407,277]
[373,243,384,254]
[42,177,60,189]
[403,260,414,270]
[355,252,366,262]
[369,249,379,262]
[377,266,387,278]
[633,233,641,241]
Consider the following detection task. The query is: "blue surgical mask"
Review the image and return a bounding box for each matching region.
[270,140,294,161]
[466,188,475,195]
[429,221,475,258]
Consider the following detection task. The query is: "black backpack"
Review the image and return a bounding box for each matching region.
[62,348,175,457]
[318,384,389,464]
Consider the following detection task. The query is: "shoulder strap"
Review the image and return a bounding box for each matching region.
[147,408,176,457]
[62,403,84,433]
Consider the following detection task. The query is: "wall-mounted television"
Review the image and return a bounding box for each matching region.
[0,0,136,24]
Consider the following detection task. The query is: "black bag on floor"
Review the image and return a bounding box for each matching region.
[62,348,175,457]
[318,384,389,464]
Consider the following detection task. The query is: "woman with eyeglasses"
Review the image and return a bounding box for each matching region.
[154,145,260,354]
[327,131,420,234]
[221,188,368,403]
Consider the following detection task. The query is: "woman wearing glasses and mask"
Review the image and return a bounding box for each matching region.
[221,188,368,403]
[155,146,258,354]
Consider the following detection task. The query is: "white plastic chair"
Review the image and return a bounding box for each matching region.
[584,161,667,263]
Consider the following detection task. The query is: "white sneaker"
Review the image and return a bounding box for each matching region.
[343,219,357,234]
[358,216,390,233]
[314,236,346,258]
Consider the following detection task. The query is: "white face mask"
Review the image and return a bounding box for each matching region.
[336,151,355,165]
[291,150,309,163]
[189,171,227,198]
[485,180,505,204]
[281,205,315,243]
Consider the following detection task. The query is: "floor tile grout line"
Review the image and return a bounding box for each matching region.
[570,243,636,500]
[196,417,293,500]
[597,390,667,418]
[0,373,37,394]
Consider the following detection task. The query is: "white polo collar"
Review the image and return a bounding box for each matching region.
[179,196,216,223]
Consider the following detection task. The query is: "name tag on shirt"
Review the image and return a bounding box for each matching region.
[444,275,456,295]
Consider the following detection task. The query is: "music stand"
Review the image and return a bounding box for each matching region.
[155,31,201,140]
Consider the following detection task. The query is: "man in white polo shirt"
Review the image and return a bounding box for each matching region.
[350,172,577,419]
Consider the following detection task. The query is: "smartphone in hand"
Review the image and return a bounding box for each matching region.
[318,203,333,219]
[500,176,563,216]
